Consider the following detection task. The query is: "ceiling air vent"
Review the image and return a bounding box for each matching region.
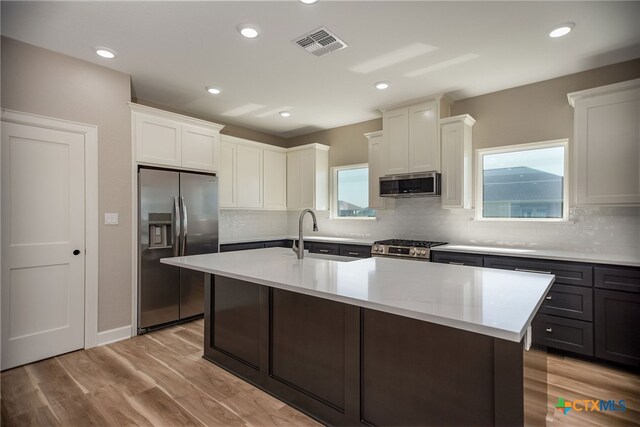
[294,27,348,57]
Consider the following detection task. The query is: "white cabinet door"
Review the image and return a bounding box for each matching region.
[236,144,263,208]
[135,113,181,167]
[263,150,287,210]
[440,115,475,209]
[384,107,409,175]
[2,122,85,370]
[573,86,640,205]
[219,140,236,208]
[409,100,439,172]
[287,150,301,209]
[181,124,219,172]
[300,148,316,208]
[366,131,388,209]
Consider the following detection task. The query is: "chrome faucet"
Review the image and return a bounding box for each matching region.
[293,209,318,259]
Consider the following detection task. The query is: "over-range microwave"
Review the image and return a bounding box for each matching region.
[379,171,441,197]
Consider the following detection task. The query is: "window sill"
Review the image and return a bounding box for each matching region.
[329,216,378,221]
[473,217,569,223]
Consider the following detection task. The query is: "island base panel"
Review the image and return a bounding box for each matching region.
[204,274,544,426]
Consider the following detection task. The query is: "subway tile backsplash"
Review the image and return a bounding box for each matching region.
[221,200,639,259]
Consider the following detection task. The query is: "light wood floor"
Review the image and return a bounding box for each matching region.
[1,319,639,426]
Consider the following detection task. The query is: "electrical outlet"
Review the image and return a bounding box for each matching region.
[104,212,119,225]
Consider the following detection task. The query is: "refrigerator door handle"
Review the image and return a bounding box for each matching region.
[180,196,188,256]
[173,196,181,256]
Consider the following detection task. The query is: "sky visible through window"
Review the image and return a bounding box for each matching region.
[483,146,565,176]
[338,167,369,209]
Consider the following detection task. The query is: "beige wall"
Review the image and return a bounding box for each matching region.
[133,98,289,148]
[284,58,640,171]
[1,37,133,332]
[286,118,382,167]
[450,58,640,149]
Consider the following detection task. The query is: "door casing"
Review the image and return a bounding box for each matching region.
[1,109,99,351]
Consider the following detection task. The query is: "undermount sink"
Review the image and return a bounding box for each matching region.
[305,253,359,262]
[284,250,359,262]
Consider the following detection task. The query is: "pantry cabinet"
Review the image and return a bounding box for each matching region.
[287,144,330,210]
[381,96,450,175]
[131,103,223,172]
[568,78,640,205]
[219,135,287,210]
[440,114,475,209]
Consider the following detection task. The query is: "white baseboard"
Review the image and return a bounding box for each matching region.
[96,325,132,346]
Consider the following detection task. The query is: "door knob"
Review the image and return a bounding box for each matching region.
[73,249,81,255]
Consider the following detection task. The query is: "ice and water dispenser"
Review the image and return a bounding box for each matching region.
[148,213,172,248]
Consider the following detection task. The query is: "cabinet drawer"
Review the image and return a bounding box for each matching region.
[594,266,640,294]
[220,242,265,252]
[431,251,483,267]
[539,284,592,321]
[309,242,340,255]
[595,289,640,367]
[483,256,592,287]
[532,314,594,356]
[339,244,371,258]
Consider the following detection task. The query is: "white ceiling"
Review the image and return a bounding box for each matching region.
[2,1,639,138]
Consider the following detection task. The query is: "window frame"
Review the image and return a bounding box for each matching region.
[330,163,376,220]
[475,139,569,222]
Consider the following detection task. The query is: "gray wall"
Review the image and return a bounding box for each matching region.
[287,118,382,167]
[1,37,133,332]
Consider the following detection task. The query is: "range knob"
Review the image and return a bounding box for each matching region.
[410,249,416,255]
[420,250,426,256]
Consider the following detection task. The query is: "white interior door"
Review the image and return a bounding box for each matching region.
[1,122,86,370]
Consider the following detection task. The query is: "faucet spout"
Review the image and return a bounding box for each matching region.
[294,209,318,259]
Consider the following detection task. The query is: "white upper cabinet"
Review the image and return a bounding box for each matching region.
[568,79,640,205]
[287,144,330,211]
[381,95,450,175]
[383,107,409,175]
[236,144,263,209]
[219,139,236,208]
[181,124,220,172]
[131,103,223,172]
[365,131,393,210]
[219,135,288,210]
[440,115,475,209]
[263,150,287,210]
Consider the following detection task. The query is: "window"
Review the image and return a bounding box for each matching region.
[475,139,568,221]
[330,164,376,219]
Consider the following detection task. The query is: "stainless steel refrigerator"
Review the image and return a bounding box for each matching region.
[138,167,218,333]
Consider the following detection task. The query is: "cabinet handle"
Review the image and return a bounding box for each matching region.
[347,252,360,256]
[546,328,553,333]
[449,262,465,266]
[515,268,552,274]
[319,249,330,253]
[546,295,553,300]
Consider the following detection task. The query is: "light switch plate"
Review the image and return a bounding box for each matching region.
[104,212,119,225]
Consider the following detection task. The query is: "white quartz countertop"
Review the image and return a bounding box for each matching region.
[433,244,640,267]
[162,248,554,343]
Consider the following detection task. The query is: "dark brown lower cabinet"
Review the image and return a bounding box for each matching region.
[595,289,640,367]
[532,314,594,356]
[204,274,543,426]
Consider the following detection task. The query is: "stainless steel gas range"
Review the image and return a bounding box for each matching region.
[370,239,447,261]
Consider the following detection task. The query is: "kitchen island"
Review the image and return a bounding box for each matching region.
[162,247,554,426]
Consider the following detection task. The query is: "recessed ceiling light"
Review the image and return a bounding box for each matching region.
[238,24,260,39]
[279,111,291,117]
[548,22,575,38]
[300,0,319,4]
[206,87,221,95]
[375,81,390,90]
[94,47,116,59]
